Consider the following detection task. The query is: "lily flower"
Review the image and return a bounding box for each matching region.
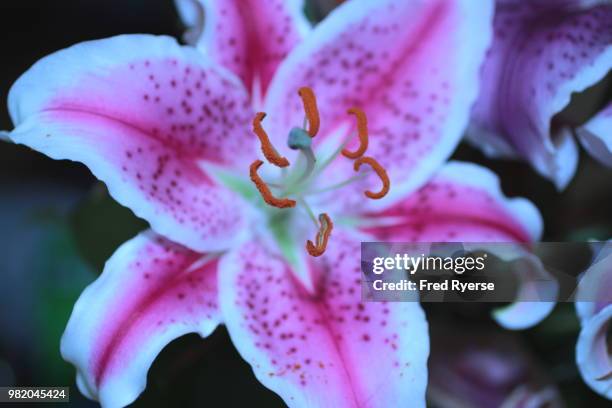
[5,0,543,407]
[469,0,612,189]
[428,324,563,408]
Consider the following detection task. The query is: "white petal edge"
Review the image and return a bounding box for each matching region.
[576,304,612,399]
[438,161,544,241]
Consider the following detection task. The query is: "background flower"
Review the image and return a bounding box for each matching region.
[468,0,612,190]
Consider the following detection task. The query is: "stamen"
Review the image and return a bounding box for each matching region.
[0,131,11,142]
[249,160,296,208]
[306,213,333,257]
[253,112,290,168]
[297,197,319,227]
[341,107,369,159]
[310,120,363,181]
[353,156,390,199]
[295,147,317,185]
[304,173,369,195]
[298,87,320,137]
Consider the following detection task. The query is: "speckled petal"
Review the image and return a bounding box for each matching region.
[469,0,612,189]
[8,35,257,252]
[176,0,310,99]
[264,0,494,211]
[360,161,552,330]
[61,231,220,408]
[577,102,612,167]
[219,231,429,408]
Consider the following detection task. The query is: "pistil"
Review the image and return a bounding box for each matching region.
[287,127,317,185]
[342,107,369,159]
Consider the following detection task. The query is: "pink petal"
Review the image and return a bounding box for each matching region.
[577,102,612,167]
[576,304,612,399]
[469,0,612,189]
[219,231,429,407]
[177,0,310,99]
[61,230,220,408]
[360,161,542,243]
[360,161,554,330]
[8,35,257,252]
[264,0,494,210]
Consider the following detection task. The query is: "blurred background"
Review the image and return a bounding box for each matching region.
[0,1,610,407]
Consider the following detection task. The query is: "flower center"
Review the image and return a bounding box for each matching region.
[249,87,390,257]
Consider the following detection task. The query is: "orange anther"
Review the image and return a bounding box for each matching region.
[298,87,320,137]
[341,107,369,159]
[253,112,290,168]
[306,213,333,257]
[353,156,390,199]
[249,160,296,208]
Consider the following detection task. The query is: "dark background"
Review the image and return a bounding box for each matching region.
[0,1,610,407]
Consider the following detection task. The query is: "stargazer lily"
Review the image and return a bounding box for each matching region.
[469,0,612,189]
[5,0,545,407]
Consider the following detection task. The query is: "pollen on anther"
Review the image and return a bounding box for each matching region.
[354,156,390,199]
[252,112,290,168]
[298,87,320,137]
[306,213,333,257]
[342,107,369,159]
[249,160,296,209]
